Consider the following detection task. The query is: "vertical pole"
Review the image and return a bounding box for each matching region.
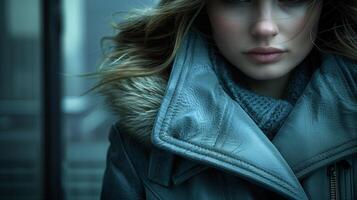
[42,0,63,199]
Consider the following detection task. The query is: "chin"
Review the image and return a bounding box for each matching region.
[244,69,289,81]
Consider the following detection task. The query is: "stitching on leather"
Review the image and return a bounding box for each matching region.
[161,133,301,198]
[213,92,227,147]
[158,65,302,199]
[294,139,357,173]
[293,139,357,170]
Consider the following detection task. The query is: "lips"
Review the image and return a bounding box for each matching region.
[244,47,287,63]
[246,47,286,54]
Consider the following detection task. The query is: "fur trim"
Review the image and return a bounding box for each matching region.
[101,73,168,146]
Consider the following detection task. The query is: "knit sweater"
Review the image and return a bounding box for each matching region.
[211,48,319,140]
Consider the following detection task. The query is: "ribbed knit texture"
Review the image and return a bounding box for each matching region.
[210,47,318,140]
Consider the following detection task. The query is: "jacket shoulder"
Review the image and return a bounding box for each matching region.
[101,123,148,199]
[332,54,356,80]
[320,54,357,100]
[335,55,357,97]
[109,122,153,163]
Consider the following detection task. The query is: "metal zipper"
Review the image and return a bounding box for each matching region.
[328,163,339,200]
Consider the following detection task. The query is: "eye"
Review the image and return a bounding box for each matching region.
[221,0,252,4]
[219,0,254,6]
[219,0,312,6]
[278,0,312,5]
[279,0,306,2]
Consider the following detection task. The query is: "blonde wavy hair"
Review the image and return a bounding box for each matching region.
[86,0,357,95]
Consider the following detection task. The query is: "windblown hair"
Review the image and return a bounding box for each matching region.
[91,0,205,90]
[86,0,357,143]
[90,0,357,89]
[315,0,357,59]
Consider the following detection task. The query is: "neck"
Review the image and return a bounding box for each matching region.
[246,73,292,99]
[245,57,310,99]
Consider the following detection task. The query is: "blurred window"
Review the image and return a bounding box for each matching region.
[0,0,43,199]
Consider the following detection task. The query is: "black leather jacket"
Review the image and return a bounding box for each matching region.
[100,31,357,200]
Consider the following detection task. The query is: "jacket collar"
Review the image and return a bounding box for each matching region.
[150,30,305,200]
[148,30,357,200]
[272,52,357,179]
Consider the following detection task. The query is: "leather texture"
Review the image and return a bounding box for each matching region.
[101,30,357,200]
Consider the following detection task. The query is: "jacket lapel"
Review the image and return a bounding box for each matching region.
[272,53,357,179]
[151,31,308,200]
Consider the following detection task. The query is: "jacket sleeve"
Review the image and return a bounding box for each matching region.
[100,124,145,200]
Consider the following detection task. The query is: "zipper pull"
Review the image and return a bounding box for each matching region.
[327,163,339,200]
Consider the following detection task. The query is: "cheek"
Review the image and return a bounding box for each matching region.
[208,5,238,28]
[285,16,307,35]
[289,10,321,41]
[209,13,242,50]
[282,15,314,48]
[296,17,308,30]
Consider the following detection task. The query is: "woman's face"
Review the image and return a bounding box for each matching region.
[206,0,323,80]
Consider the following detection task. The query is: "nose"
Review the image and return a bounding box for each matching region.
[251,20,279,38]
[250,7,279,39]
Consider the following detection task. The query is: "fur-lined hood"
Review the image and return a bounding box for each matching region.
[102,72,168,146]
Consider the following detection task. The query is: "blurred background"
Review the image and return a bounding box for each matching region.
[0,0,158,199]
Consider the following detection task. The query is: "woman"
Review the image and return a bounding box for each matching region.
[95,0,357,199]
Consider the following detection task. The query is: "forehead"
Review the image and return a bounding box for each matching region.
[205,0,320,8]
[205,0,322,18]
